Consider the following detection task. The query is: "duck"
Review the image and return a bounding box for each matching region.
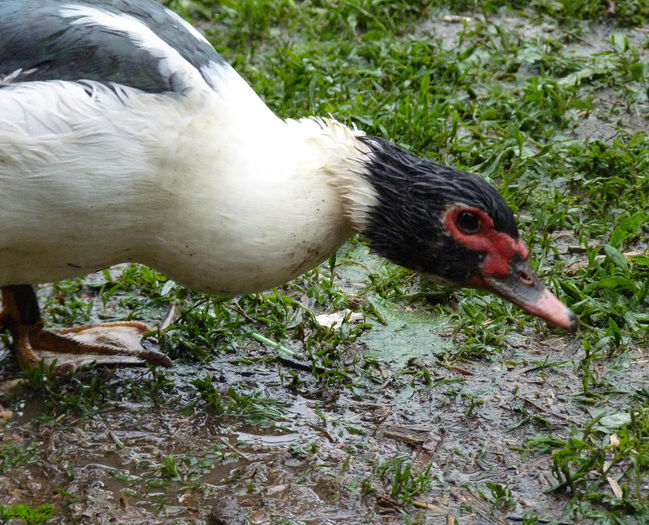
[0,0,576,372]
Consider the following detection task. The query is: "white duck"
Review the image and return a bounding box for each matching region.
[0,0,576,371]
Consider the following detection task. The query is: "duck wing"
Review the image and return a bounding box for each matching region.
[0,0,225,94]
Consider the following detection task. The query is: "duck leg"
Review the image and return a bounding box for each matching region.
[1,285,172,372]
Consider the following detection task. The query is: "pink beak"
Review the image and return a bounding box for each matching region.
[478,258,577,331]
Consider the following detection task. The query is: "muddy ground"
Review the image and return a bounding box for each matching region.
[1,277,609,525]
[4,244,644,524]
[0,333,598,525]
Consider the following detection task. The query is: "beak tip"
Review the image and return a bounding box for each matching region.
[551,307,578,332]
[482,274,578,332]
[564,308,578,332]
[533,289,578,332]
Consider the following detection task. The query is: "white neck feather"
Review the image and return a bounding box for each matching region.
[150,87,379,294]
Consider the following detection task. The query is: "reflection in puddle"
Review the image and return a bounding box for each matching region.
[234,431,300,446]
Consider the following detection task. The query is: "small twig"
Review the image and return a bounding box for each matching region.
[308,423,335,443]
[412,500,442,511]
[383,430,425,446]
[245,330,294,357]
[449,366,473,376]
[379,375,394,390]
[229,299,256,323]
[220,436,251,461]
[519,396,575,422]
[376,495,402,509]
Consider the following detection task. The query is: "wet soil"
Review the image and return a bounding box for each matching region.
[0,329,602,524]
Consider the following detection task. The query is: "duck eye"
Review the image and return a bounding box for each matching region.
[456,211,481,234]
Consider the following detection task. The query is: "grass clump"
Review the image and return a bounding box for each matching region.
[191,375,286,427]
[0,504,54,525]
[0,442,40,474]
[373,454,434,505]
[528,404,649,521]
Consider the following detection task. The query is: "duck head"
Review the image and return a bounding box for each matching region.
[357,136,577,331]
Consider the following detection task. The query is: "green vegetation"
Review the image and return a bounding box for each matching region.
[0,442,40,473]
[1,0,648,523]
[527,402,649,519]
[0,504,54,525]
[191,376,287,426]
[375,455,434,504]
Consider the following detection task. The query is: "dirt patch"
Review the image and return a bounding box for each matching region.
[3,301,637,524]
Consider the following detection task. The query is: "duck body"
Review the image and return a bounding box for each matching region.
[0,78,366,294]
[0,0,374,294]
[0,0,575,371]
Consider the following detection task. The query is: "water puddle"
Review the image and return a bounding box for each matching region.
[233,430,301,446]
[361,295,453,367]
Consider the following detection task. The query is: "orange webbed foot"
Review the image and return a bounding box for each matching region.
[2,285,172,374]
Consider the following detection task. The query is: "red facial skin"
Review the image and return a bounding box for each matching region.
[444,207,528,279]
[443,206,577,331]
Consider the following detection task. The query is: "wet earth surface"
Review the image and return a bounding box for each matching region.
[0,324,599,524]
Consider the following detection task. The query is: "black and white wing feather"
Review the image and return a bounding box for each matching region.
[0,0,226,94]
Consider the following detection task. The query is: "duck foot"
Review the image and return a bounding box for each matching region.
[14,321,173,372]
[2,285,172,373]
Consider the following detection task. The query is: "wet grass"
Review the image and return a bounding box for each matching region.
[375,455,434,505]
[1,0,649,523]
[0,442,40,474]
[0,504,54,525]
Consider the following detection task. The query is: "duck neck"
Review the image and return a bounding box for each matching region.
[148,111,378,295]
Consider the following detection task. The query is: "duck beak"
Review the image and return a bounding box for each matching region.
[477,258,577,331]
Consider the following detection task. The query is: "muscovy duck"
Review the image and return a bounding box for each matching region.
[0,0,576,371]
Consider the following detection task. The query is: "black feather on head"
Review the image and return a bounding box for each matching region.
[358,135,519,286]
